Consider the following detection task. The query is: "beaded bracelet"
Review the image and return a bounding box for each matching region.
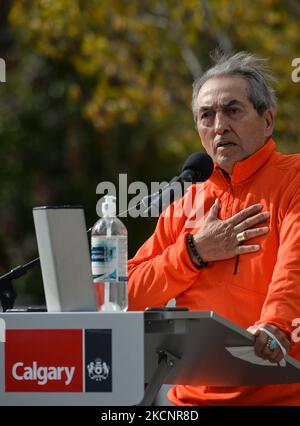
[186,233,208,269]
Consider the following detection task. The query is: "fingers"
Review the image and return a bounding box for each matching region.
[231,207,270,254]
[234,212,270,233]
[229,204,265,227]
[235,226,269,242]
[254,331,267,358]
[194,201,269,263]
[253,324,290,364]
[265,345,282,363]
[236,244,260,255]
[206,198,220,220]
[249,328,278,362]
[255,334,284,363]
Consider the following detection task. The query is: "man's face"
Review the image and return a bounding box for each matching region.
[195,76,274,174]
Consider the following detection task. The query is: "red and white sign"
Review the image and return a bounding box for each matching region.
[5,329,83,392]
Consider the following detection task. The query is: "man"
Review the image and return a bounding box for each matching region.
[128,52,300,405]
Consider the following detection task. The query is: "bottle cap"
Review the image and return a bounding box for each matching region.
[102,195,117,217]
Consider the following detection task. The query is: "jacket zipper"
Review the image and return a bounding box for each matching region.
[228,177,239,275]
[234,255,240,275]
[219,169,240,275]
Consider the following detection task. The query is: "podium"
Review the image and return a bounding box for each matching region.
[0,312,144,406]
[1,310,300,406]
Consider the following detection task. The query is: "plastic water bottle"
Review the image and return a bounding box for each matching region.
[91,195,128,312]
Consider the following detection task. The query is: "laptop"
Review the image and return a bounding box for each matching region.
[33,206,97,312]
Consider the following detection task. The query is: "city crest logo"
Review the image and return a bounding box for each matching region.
[84,329,112,392]
[86,358,110,382]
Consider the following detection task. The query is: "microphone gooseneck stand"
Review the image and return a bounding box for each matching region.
[0,257,40,311]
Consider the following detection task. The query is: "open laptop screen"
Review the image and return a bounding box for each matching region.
[33,206,97,312]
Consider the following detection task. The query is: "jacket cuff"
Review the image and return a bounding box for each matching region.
[175,231,206,273]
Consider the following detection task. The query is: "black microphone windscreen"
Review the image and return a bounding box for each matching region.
[182,152,214,182]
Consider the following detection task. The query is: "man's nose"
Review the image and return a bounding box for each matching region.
[214,111,230,134]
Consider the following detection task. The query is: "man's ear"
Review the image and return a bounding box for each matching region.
[264,109,274,137]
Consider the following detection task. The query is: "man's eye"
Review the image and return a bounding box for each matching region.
[228,107,239,114]
[201,111,213,119]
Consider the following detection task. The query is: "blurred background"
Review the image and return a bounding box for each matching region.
[0,0,300,307]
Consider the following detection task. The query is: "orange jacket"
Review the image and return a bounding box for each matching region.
[128,138,300,405]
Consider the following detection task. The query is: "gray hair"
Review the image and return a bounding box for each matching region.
[192,51,277,124]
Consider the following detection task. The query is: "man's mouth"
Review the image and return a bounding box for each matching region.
[216,141,237,148]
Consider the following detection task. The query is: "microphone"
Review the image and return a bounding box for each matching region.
[175,151,214,182]
[140,152,214,217]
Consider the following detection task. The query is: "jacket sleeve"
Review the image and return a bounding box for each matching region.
[128,202,201,311]
[255,186,300,339]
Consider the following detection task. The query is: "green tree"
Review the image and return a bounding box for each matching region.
[1,0,300,305]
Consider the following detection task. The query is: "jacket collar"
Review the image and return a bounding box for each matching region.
[209,138,276,187]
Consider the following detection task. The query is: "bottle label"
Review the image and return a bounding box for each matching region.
[91,236,127,283]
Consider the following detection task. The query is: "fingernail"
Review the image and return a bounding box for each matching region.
[262,226,269,232]
[254,245,260,250]
[263,212,270,217]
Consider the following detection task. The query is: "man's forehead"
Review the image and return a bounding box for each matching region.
[197,76,250,107]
